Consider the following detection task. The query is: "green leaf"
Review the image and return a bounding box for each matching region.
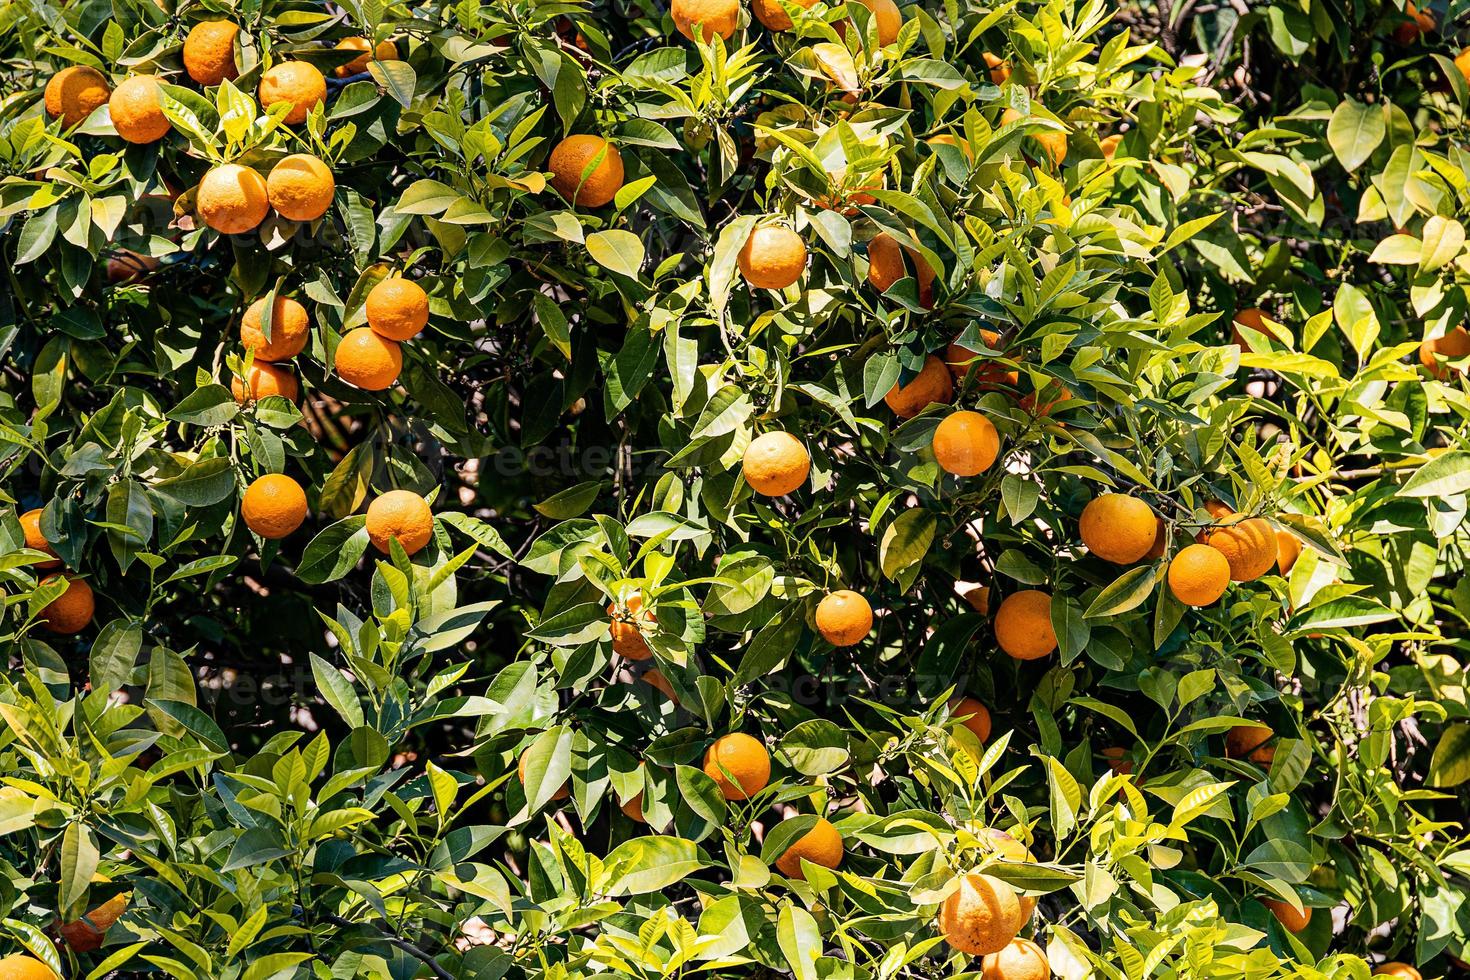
[1327,98,1385,172]
[1401,452,1470,498]
[880,509,936,581]
[1084,565,1158,618]
[586,229,645,279]
[297,518,370,584]
[1429,723,1470,788]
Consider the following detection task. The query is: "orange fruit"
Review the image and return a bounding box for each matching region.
[620,764,647,822]
[518,747,569,801]
[946,329,1018,388]
[885,355,954,418]
[240,474,309,540]
[1393,1,1433,42]
[815,590,872,647]
[994,591,1056,661]
[1168,544,1230,606]
[1144,517,1168,560]
[548,135,625,208]
[641,667,678,702]
[937,873,1023,956]
[1102,746,1133,775]
[1019,380,1070,418]
[106,249,159,283]
[366,277,430,341]
[58,876,130,952]
[982,52,1011,84]
[1232,306,1269,350]
[266,154,335,221]
[1079,494,1158,564]
[742,431,811,496]
[702,732,771,800]
[0,956,59,980]
[1276,531,1301,574]
[1202,503,1278,581]
[109,75,171,143]
[183,21,240,85]
[932,411,999,477]
[1226,723,1274,762]
[1264,898,1311,933]
[1456,47,1470,82]
[980,938,1050,980]
[1001,107,1068,167]
[671,0,740,41]
[335,37,399,77]
[948,695,992,743]
[738,225,807,290]
[45,66,111,128]
[868,232,935,308]
[1099,133,1123,160]
[751,0,817,30]
[19,509,60,569]
[197,163,270,235]
[259,61,327,125]
[39,573,94,634]
[1419,326,1470,378]
[849,0,902,45]
[365,489,434,555]
[608,593,653,661]
[960,583,990,615]
[232,362,299,404]
[774,817,844,879]
[240,296,310,362]
[1374,965,1423,980]
[335,327,403,391]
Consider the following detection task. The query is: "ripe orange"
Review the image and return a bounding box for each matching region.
[937,872,1023,955]
[948,695,992,743]
[58,876,130,952]
[885,355,954,418]
[109,75,171,143]
[774,817,844,878]
[751,0,816,30]
[106,249,159,283]
[671,0,740,41]
[232,362,299,404]
[1201,502,1278,581]
[45,66,111,128]
[1144,517,1168,560]
[259,61,327,125]
[960,583,990,615]
[1232,306,1269,350]
[641,667,678,702]
[1276,531,1301,574]
[365,489,434,555]
[849,0,902,45]
[335,327,403,391]
[240,296,310,362]
[240,474,308,540]
[980,938,1049,980]
[815,590,872,647]
[1079,494,1158,564]
[1001,108,1068,167]
[868,232,935,308]
[1419,326,1470,378]
[518,747,569,801]
[1226,723,1274,763]
[738,225,807,290]
[1457,47,1470,82]
[183,21,240,85]
[982,52,1011,85]
[19,509,60,569]
[1019,379,1070,418]
[947,329,1018,388]
[1264,898,1311,933]
[39,573,94,634]
[1374,965,1423,980]
[1168,544,1230,606]
[366,277,430,341]
[993,590,1056,661]
[548,135,625,207]
[0,956,59,980]
[266,154,335,221]
[743,431,810,496]
[1393,1,1434,43]
[608,593,653,661]
[335,37,399,77]
[932,411,999,477]
[1101,746,1133,775]
[197,163,270,235]
[703,732,771,800]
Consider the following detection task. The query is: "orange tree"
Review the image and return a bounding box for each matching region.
[1,0,1470,976]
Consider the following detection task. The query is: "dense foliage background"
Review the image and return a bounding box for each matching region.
[3,0,1470,975]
